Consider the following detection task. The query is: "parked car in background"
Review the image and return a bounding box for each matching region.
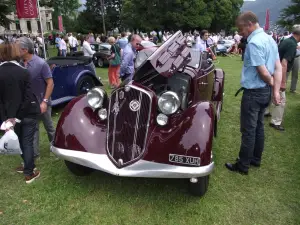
[216,40,235,55]
[51,31,225,197]
[67,43,111,68]
[47,56,102,106]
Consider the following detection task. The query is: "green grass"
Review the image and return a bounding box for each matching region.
[1,56,300,225]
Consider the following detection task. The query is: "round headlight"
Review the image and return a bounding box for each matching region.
[87,87,105,109]
[158,91,180,115]
[156,113,168,126]
[98,108,107,120]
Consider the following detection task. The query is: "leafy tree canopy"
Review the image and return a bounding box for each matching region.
[0,0,15,28]
[278,0,300,30]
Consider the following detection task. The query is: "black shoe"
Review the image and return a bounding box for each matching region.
[250,161,261,167]
[269,123,285,131]
[225,163,248,175]
[264,113,271,117]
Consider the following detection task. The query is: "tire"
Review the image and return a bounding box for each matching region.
[188,176,210,197]
[96,57,104,67]
[65,160,94,176]
[76,76,95,96]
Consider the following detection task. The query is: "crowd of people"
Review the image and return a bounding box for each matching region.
[0,10,299,183]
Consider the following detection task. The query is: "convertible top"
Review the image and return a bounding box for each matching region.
[47,56,93,66]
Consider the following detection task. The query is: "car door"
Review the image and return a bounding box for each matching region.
[51,65,70,100]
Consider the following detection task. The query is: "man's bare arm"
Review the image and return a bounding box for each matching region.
[273,59,282,93]
[44,78,54,100]
[256,65,273,86]
[281,59,288,90]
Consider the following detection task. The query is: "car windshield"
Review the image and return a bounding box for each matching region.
[141,41,156,48]
[135,49,156,69]
[100,44,111,50]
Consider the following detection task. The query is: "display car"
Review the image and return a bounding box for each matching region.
[51,31,225,197]
[67,43,112,68]
[47,56,102,106]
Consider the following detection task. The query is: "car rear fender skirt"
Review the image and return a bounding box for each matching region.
[53,95,108,155]
[213,68,225,101]
[144,101,215,167]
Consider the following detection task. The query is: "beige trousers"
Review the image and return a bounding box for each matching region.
[268,91,286,125]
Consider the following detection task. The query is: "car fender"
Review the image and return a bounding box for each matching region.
[53,95,108,155]
[144,101,215,167]
[213,68,225,101]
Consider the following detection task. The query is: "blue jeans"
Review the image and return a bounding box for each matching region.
[238,86,271,171]
[16,118,37,176]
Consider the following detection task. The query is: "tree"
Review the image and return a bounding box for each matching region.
[40,0,80,17]
[277,0,300,30]
[84,0,123,33]
[0,0,14,28]
[121,0,243,32]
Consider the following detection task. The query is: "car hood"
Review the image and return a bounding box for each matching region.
[134,31,191,81]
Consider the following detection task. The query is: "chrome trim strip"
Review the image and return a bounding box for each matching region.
[51,146,214,178]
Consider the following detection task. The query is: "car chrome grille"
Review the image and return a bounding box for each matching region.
[107,85,151,167]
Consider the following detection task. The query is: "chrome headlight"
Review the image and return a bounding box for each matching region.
[87,87,105,109]
[158,91,180,115]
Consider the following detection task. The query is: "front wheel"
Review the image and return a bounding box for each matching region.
[76,76,95,95]
[188,176,210,197]
[65,160,94,176]
[97,57,104,67]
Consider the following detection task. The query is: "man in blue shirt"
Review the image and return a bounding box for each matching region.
[55,34,61,56]
[120,34,142,81]
[225,12,282,175]
[117,32,129,49]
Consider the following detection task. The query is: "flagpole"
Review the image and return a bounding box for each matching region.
[37,0,47,59]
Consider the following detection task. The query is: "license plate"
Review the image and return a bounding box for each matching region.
[169,154,201,166]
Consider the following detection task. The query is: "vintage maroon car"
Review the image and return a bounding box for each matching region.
[51,31,225,197]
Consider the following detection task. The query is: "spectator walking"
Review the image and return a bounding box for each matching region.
[55,34,61,56]
[107,37,121,88]
[117,32,129,50]
[225,11,282,175]
[0,42,41,183]
[18,37,55,158]
[120,34,142,82]
[59,36,67,57]
[68,33,78,53]
[269,25,300,131]
[82,35,95,57]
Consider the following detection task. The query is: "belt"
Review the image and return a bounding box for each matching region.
[235,87,245,97]
[235,86,270,97]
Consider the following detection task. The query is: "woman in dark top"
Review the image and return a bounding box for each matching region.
[0,42,41,183]
[107,36,121,88]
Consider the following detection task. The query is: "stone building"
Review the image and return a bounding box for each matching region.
[0,7,54,35]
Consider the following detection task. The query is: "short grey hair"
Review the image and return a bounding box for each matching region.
[18,37,34,54]
[292,24,300,35]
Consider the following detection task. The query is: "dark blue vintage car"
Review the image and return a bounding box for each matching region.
[47,56,103,106]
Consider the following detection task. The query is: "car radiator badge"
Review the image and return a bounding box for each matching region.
[129,100,140,111]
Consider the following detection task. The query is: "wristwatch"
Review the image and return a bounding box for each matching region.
[43,99,49,103]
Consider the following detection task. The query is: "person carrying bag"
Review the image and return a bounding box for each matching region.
[107,37,121,89]
[0,42,41,184]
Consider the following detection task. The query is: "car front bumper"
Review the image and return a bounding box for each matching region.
[51,146,214,179]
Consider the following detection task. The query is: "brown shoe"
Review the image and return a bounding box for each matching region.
[16,165,37,174]
[25,171,40,184]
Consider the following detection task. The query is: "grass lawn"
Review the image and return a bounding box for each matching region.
[0,55,300,225]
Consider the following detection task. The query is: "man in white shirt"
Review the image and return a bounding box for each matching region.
[59,37,67,57]
[195,30,209,52]
[83,35,95,57]
[68,33,78,52]
[234,31,241,54]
